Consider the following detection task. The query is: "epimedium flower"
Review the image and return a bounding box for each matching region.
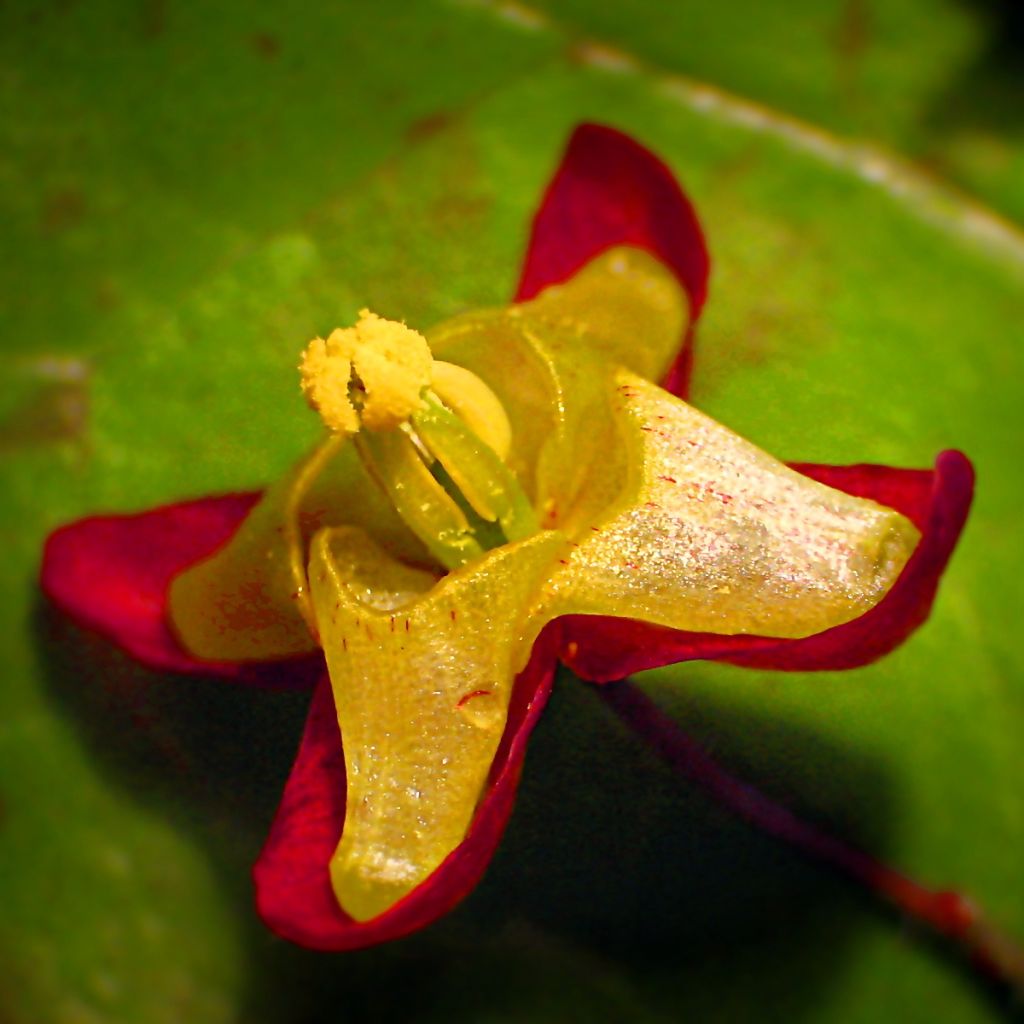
[40,124,974,951]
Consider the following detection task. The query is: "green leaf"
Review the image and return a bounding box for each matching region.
[1,2,1021,1022]
[527,0,1024,226]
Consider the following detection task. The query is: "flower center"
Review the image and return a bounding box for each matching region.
[300,312,538,569]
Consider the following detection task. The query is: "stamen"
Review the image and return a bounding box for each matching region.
[300,310,433,435]
[299,311,537,566]
[355,429,486,571]
[412,394,539,543]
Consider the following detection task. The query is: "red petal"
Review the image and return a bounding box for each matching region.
[515,123,710,398]
[253,623,562,950]
[561,451,974,679]
[40,495,321,688]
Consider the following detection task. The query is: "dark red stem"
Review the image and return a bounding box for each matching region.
[599,680,1024,1001]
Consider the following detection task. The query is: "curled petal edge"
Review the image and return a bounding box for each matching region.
[516,122,710,398]
[253,623,562,950]
[39,493,322,689]
[561,450,975,680]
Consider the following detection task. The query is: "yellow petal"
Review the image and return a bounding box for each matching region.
[522,246,689,382]
[428,247,688,521]
[542,370,920,638]
[430,360,511,461]
[168,436,430,661]
[308,526,565,921]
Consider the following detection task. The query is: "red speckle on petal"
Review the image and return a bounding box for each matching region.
[456,689,492,710]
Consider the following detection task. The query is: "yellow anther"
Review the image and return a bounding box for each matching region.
[300,310,433,435]
[299,337,360,435]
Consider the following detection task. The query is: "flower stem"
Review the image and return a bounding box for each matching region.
[599,679,1024,1003]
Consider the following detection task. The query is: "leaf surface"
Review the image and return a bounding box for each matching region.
[2,2,1022,1022]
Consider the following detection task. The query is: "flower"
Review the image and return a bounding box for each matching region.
[40,124,974,951]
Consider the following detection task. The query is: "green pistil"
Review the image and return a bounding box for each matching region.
[412,394,539,544]
[354,430,485,570]
[354,393,538,571]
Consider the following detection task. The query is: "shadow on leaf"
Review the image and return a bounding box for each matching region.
[36,601,902,1023]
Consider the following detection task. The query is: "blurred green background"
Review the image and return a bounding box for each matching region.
[2,1,1023,1021]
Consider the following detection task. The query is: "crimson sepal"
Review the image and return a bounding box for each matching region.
[40,494,322,689]
[253,624,561,949]
[515,122,710,398]
[561,451,974,680]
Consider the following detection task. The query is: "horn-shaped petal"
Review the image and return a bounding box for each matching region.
[561,451,973,679]
[254,625,562,950]
[308,527,566,921]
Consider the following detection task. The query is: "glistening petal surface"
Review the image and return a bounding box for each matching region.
[543,371,920,639]
[309,526,565,921]
[561,451,973,680]
[253,627,561,950]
